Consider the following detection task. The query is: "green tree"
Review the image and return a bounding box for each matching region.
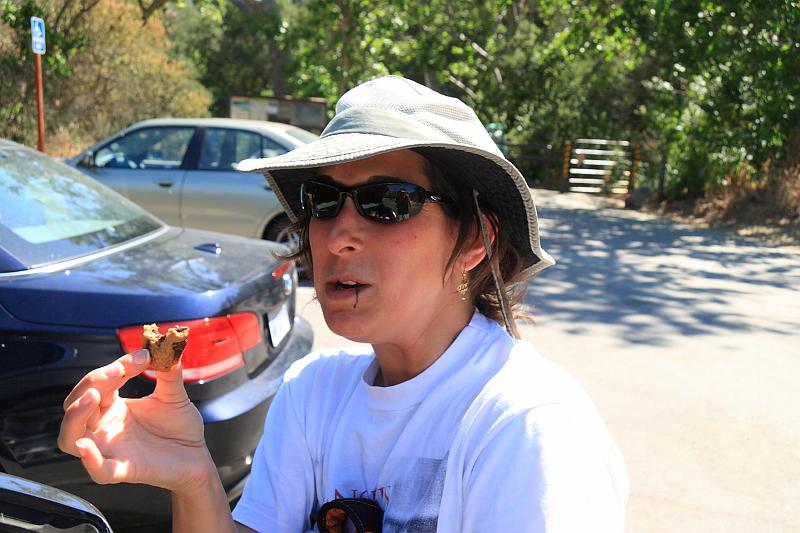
[0,0,210,153]
[165,0,285,116]
[616,0,800,198]
[1,0,95,143]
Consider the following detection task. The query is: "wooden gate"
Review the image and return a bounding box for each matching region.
[560,139,639,195]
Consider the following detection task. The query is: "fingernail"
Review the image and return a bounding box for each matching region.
[132,348,150,366]
[75,440,87,458]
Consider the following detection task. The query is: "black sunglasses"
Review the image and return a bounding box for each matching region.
[301,179,454,224]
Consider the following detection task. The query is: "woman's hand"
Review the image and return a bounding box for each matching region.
[58,349,214,494]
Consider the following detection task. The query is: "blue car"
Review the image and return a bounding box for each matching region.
[0,139,313,529]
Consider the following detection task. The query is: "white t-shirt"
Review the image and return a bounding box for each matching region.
[233,311,628,532]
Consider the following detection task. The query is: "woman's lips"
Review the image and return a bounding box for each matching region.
[324,281,371,302]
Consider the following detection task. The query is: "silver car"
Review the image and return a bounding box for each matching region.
[68,118,318,242]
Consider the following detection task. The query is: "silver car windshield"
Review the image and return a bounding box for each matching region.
[283,126,319,145]
[0,143,162,269]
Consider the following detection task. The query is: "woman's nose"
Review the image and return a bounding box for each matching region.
[326,196,365,255]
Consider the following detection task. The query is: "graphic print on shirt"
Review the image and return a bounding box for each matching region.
[334,485,391,503]
[382,454,447,533]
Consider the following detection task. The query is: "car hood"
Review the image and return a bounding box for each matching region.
[0,228,287,328]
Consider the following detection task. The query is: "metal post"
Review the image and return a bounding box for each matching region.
[34,53,45,152]
[560,139,571,193]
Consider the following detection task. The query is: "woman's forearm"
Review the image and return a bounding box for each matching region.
[171,454,239,533]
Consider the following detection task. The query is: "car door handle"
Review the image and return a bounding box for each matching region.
[157,180,174,188]
[263,184,272,191]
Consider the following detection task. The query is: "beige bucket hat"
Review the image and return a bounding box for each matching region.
[237,75,555,276]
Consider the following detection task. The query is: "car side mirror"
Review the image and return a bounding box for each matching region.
[78,150,95,168]
[0,472,113,532]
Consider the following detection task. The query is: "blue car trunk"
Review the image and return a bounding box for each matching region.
[0,227,312,530]
[0,227,285,328]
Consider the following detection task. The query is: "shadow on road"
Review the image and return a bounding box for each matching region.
[527,202,799,346]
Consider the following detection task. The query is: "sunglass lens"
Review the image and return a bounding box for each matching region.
[354,184,392,222]
[305,182,341,218]
[357,183,420,223]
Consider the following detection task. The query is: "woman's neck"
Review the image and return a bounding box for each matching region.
[371,304,473,386]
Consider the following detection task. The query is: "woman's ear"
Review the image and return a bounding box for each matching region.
[461,213,495,271]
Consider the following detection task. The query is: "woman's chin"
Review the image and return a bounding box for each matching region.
[323,311,372,343]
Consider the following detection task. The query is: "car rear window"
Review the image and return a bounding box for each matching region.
[0,143,163,270]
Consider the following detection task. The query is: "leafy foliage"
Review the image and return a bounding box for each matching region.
[2,0,797,209]
[0,0,210,152]
[0,0,92,143]
[164,0,282,116]
[615,0,800,198]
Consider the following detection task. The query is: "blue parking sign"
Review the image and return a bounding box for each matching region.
[31,17,46,55]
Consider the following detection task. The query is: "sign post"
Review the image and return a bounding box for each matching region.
[30,16,46,152]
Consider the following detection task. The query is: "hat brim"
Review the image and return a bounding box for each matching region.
[237,132,555,276]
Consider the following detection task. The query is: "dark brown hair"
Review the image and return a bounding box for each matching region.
[280,150,533,327]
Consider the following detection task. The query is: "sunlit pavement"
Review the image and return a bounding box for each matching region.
[297,188,800,533]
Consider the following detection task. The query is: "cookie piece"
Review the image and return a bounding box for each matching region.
[142,323,190,371]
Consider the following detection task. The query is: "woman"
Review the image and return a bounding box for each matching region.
[59,76,628,532]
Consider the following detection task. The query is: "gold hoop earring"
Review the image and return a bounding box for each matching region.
[457,270,469,301]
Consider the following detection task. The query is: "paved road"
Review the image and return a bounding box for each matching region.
[296,188,800,532]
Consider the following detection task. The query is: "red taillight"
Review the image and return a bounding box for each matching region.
[272,261,292,279]
[117,313,261,383]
